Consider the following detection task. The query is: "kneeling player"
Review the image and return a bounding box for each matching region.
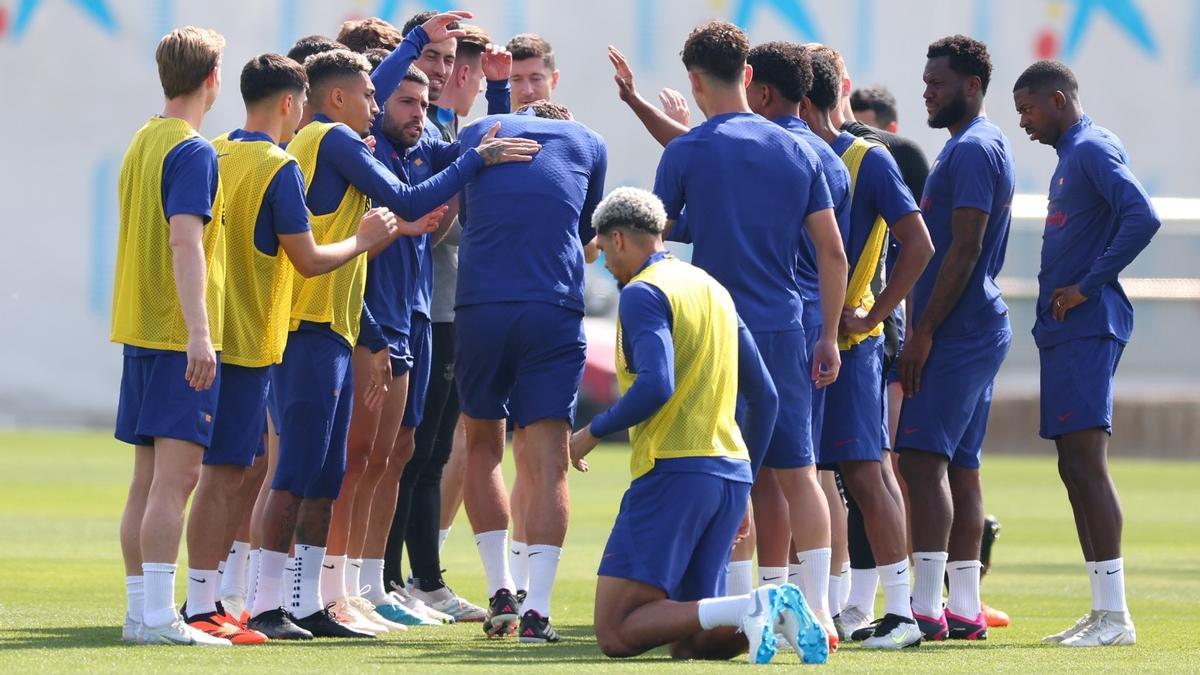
[569,188,826,665]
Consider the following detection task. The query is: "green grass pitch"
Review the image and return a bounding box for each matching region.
[1,430,1198,672]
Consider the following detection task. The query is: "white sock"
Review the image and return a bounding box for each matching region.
[141,562,178,628]
[878,559,913,619]
[838,561,852,610]
[346,558,363,598]
[438,528,451,553]
[285,556,296,600]
[217,559,226,575]
[125,575,144,622]
[251,550,286,617]
[946,560,982,618]
[523,544,562,617]
[787,563,802,587]
[698,594,753,630]
[758,565,788,587]
[219,541,251,600]
[185,567,219,617]
[1086,561,1099,611]
[795,548,832,616]
[726,560,754,595]
[1094,558,1127,612]
[290,544,326,618]
[911,551,948,618]
[361,558,388,605]
[245,549,261,610]
[509,540,529,592]
[475,530,515,596]
[828,574,843,616]
[321,554,347,602]
[846,566,879,614]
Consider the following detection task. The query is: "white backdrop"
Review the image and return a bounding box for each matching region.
[0,0,1195,425]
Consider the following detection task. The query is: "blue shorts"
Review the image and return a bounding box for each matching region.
[752,329,814,469]
[266,368,281,435]
[115,350,221,448]
[271,329,353,499]
[820,337,884,464]
[402,314,433,429]
[805,325,827,458]
[599,469,751,601]
[381,325,415,375]
[1039,336,1123,439]
[896,327,1011,469]
[455,302,586,427]
[205,364,269,466]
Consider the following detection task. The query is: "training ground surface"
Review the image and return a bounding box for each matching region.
[1,430,1198,672]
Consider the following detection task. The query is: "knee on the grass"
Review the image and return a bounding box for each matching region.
[594,625,649,659]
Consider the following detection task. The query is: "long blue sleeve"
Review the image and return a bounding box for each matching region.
[589,282,675,438]
[485,79,511,115]
[1076,144,1161,298]
[372,26,428,110]
[317,124,483,221]
[736,316,778,477]
[358,301,387,352]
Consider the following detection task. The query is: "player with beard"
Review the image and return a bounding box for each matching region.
[895,35,1014,643]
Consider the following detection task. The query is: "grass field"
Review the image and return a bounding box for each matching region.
[0,430,1198,672]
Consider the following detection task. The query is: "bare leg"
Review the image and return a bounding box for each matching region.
[822,470,848,574]
[120,445,155,576]
[518,419,569,547]
[187,463,247,569]
[346,378,409,559]
[249,422,280,550]
[887,382,912,554]
[774,465,831,552]
[1055,429,1123,561]
[749,468,791,567]
[947,467,984,563]
[141,438,203,564]
[899,450,952,553]
[510,426,531,544]
[362,427,416,559]
[594,575,746,660]
[327,347,383,557]
[841,460,907,565]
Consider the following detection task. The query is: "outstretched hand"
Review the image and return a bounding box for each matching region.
[395,204,449,237]
[481,43,513,81]
[569,425,600,473]
[658,88,691,126]
[421,10,473,43]
[608,45,638,103]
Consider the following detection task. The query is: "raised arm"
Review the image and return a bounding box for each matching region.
[608,45,689,147]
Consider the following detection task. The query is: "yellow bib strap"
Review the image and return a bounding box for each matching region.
[839,138,888,350]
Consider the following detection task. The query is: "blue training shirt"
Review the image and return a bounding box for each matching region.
[1035,115,1160,348]
[455,110,607,312]
[774,116,851,333]
[654,112,833,333]
[830,132,919,275]
[589,252,774,482]
[915,115,1015,337]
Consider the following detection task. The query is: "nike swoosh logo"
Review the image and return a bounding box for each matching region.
[794,560,804,566]
[896,568,909,575]
[528,552,543,557]
[322,564,335,569]
[283,567,296,572]
[1099,632,1125,646]
[1106,569,1122,575]
[891,630,908,644]
[954,566,974,571]
[350,562,361,568]
[189,577,206,583]
[511,550,521,555]
[761,576,783,582]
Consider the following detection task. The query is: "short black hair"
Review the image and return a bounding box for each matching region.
[516,100,571,120]
[927,35,993,94]
[305,48,371,91]
[1013,59,1078,95]
[363,47,389,72]
[805,45,841,111]
[240,53,307,105]
[507,34,555,69]
[850,85,898,127]
[287,35,345,65]
[402,64,429,87]
[747,41,812,103]
[681,21,748,85]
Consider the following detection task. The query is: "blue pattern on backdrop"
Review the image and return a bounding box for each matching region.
[731,0,822,42]
[1062,0,1157,59]
[11,0,117,39]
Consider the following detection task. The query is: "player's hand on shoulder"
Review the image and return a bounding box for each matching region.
[607,45,638,103]
[658,88,691,126]
[421,10,472,43]
[569,425,600,473]
[811,337,841,389]
[357,207,398,247]
[475,123,541,166]
[363,134,377,153]
[481,44,513,81]
[185,332,218,391]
